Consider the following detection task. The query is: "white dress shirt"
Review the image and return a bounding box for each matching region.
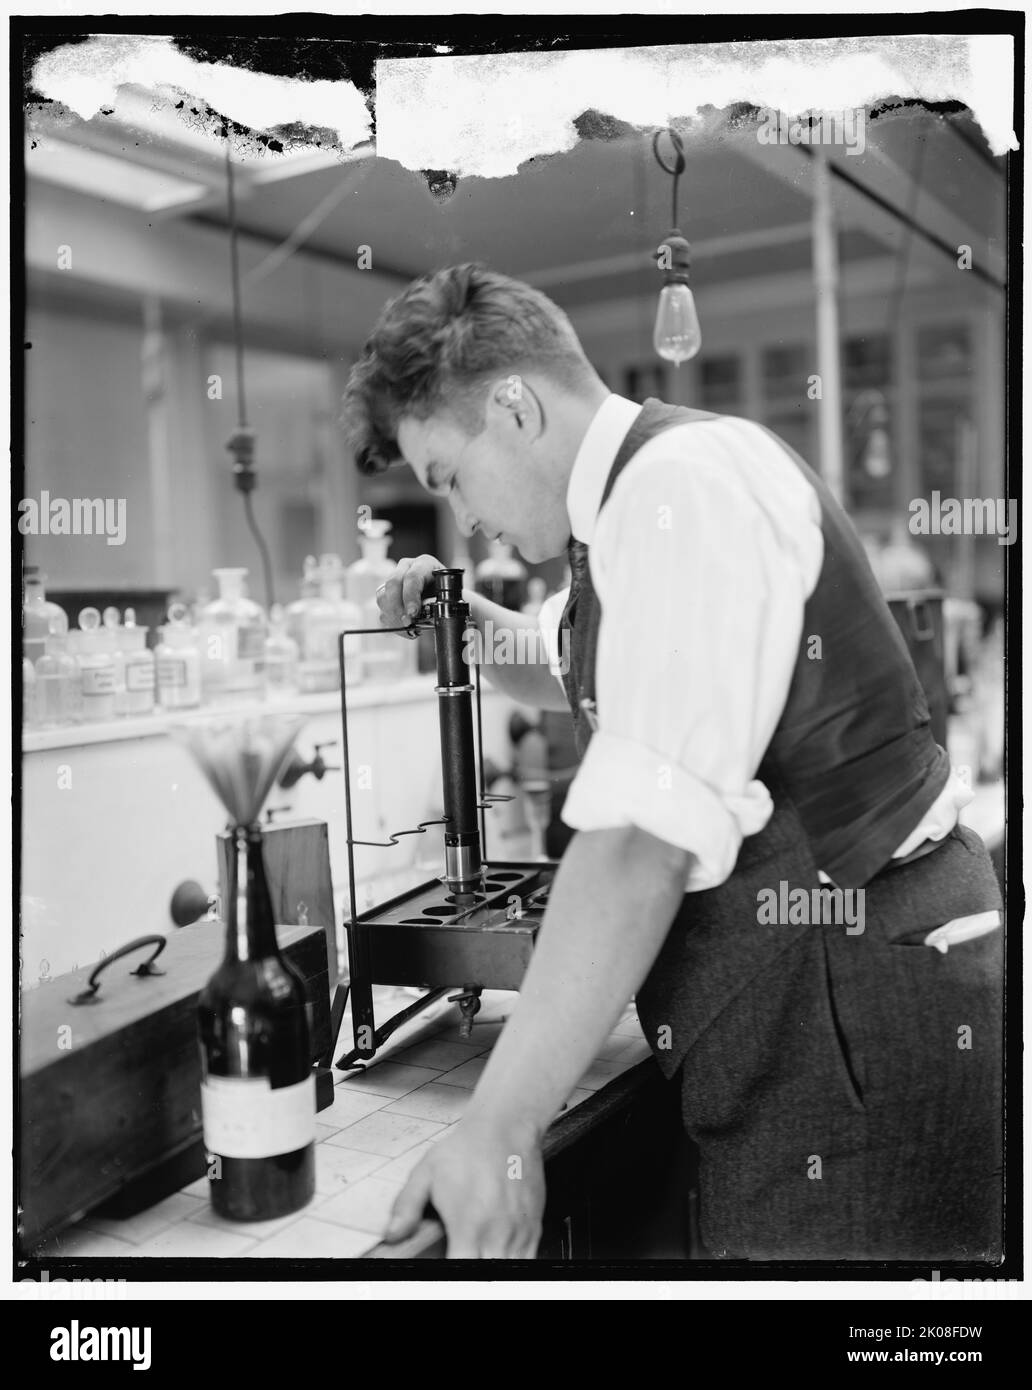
[539,394,973,894]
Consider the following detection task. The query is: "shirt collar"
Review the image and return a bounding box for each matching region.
[567,393,642,546]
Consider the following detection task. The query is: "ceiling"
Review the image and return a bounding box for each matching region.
[26,92,1007,312]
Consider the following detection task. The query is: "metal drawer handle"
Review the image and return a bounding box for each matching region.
[67,934,168,1006]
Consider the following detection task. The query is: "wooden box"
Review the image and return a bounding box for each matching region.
[217,818,338,987]
[19,919,330,1252]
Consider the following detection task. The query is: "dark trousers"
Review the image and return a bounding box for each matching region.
[674,824,1003,1261]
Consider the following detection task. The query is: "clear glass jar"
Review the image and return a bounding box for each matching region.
[296,563,340,694]
[35,623,82,727]
[22,566,68,665]
[298,554,363,692]
[265,603,299,699]
[121,608,155,716]
[23,657,37,728]
[346,520,402,682]
[156,603,202,710]
[71,607,116,723]
[198,567,267,702]
[102,607,128,717]
[286,555,320,654]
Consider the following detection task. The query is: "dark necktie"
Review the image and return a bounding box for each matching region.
[568,537,590,592]
[560,536,589,638]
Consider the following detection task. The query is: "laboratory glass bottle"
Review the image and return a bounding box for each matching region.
[122,608,156,716]
[22,567,68,665]
[199,568,267,702]
[73,608,117,723]
[346,519,402,682]
[286,556,320,654]
[264,604,299,699]
[34,622,81,727]
[156,604,203,710]
[302,554,364,692]
[102,607,128,717]
[22,658,37,729]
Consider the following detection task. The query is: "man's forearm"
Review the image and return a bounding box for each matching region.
[463,590,570,711]
[464,825,692,1138]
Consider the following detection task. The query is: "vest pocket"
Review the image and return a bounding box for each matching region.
[821,934,866,1113]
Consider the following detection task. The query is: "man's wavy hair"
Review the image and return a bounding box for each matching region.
[342,263,596,476]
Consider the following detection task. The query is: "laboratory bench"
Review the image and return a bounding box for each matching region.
[26,989,688,1264]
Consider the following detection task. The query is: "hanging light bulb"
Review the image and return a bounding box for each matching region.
[654,233,702,364]
[863,424,892,478]
[862,395,892,477]
[651,129,701,366]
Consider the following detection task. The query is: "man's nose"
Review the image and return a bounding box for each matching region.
[452,499,477,539]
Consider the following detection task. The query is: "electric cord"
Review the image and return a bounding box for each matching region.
[224,141,276,612]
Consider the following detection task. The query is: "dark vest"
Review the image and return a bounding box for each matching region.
[558,399,952,1075]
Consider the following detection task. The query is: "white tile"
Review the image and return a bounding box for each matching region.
[390,1038,488,1069]
[317,1177,405,1236]
[314,1145,390,1196]
[320,1087,392,1128]
[185,1204,303,1241]
[577,1059,624,1091]
[434,1057,488,1090]
[596,1031,638,1062]
[336,1062,442,1099]
[248,1217,377,1259]
[373,1141,437,1184]
[34,1227,136,1258]
[385,1083,473,1125]
[141,1222,259,1257]
[613,1036,653,1066]
[325,1110,446,1158]
[558,1088,594,1116]
[80,1191,207,1244]
[179,1175,214,1200]
[612,1017,645,1038]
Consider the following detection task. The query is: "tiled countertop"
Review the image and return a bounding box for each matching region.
[33,989,651,1260]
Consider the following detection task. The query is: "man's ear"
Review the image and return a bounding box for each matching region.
[487,375,543,438]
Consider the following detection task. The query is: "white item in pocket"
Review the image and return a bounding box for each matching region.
[923,909,1001,955]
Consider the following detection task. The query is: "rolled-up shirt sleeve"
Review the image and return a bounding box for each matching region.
[559,418,823,891]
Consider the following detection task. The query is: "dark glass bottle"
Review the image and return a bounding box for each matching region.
[197,824,315,1221]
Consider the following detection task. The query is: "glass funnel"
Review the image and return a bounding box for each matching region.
[169,711,306,827]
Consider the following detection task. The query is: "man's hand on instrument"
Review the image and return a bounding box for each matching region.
[375,554,445,628]
[382,1113,546,1258]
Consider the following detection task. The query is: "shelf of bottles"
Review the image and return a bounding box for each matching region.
[21,515,423,741]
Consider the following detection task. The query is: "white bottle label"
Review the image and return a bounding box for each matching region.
[237,625,266,660]
[125,661,155,691]
[201,1074,315,1159]
[81,666,116,695]
[157,656,187,688]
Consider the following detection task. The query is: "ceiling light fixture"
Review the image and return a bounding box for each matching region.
[651,127,702,366]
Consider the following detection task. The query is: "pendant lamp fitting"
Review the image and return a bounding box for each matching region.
[227,427,257,494]
[655,230,693,286]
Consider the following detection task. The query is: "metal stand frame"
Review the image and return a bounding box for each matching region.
[321,611,511,1071]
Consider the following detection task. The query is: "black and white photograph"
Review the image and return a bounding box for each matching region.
[8,6,1023,1332]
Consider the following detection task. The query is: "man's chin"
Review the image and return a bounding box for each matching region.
[517,539,563,565]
